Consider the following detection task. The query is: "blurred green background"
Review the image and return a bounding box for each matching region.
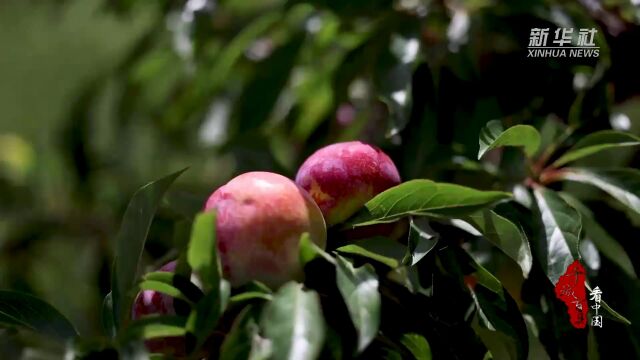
[1,0,639,357]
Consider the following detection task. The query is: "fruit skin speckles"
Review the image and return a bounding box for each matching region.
[204,171,327,289]
[296,141,401,226]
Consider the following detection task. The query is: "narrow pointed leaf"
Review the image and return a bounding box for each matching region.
[0,290,78,341]
[121,315,187,341]
[187,212,220,291]
[532,186,581,285]
[336,255,381,353]
[260,282,325,360]
[141,272,204,304]
[137,281,188,302]
[461,210,533,278]
[478,120,541,159]
[559,168,640,215]
[553,130,640,167]
[112,168,188,328]
[348,180,511,227]
[336,237,406,268]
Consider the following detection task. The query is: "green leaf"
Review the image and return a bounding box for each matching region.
[559,168,640,215]
[348,180,511,227]
[112,168,188,329]
[121,315,187,341]
[559,193,636,278]
[186,280,231,351]
[299,232,335,267]
[399,333,432,360]
[523,315,550,360]
[220,305,262,360]
[229,281,274,304]
[260,282,326,360]
[102,292,116,338]
[0,290,78,341]
[585,283,631,325]
[230,292,274,304]
[137,281,188,303]
[532,186,582,285]
[387,266,432,297]
[403,217,439,266]
[187,212,220,291]
[552,130,640,167]
[478,120,541,159]
[440,247,528,360]
[335,255,381,353]
[141,271,204,304]
[142,271,175,284]
[336,237,406,268]
[461,210,532,278]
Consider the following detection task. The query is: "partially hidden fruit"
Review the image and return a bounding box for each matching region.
[131,261,186,356]
[204,171,327,288]
[295,141,401,226]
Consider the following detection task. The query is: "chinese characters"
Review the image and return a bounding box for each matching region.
[590,286,603,328]
[527,27,599,58]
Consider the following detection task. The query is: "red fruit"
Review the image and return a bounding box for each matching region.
[131,261,186,356]
[295,141,401,226]
[204,171,326,288]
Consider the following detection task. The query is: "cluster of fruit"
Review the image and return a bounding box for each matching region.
[131,141,401,355]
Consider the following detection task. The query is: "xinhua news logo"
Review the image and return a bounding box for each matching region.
[527,28,599,58]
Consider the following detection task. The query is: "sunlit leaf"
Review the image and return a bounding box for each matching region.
[478,120,541,159]
[336,255,381,353]
[260,282,325,360]
[559,168,640,215]
[348,180,511,227]
[403,217,439,266]
[532,186,581,285]
[461,210,532,278]
[187,212,219,291]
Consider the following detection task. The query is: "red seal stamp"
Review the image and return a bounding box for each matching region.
[554,260,588,328]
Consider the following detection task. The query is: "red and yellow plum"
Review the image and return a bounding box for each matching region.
[295,141,401,226]
[204,171,326,288]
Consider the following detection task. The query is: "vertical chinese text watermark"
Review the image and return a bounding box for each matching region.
[590,286,603,328]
